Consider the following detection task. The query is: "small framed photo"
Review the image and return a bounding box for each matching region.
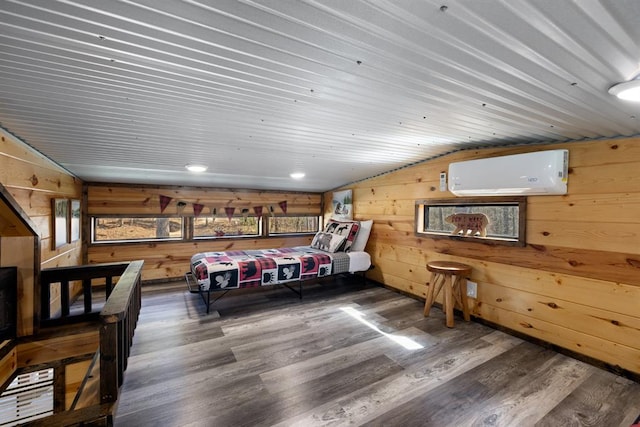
[52,198,68,249]
[69,199,80,242]
[331,189,353,220]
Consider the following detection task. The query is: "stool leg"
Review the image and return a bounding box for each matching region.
[424,273,444,317]
[444,274,454,328]
[424,272,438,316]
[454,275,471,322]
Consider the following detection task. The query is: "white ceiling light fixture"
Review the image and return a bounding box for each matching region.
[608,78,640,101]
[185,164,208,173]
[290,172,305,179]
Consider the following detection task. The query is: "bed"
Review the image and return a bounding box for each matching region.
[185,219,373,313]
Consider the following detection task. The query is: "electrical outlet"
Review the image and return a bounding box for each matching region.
[466,280,478,298]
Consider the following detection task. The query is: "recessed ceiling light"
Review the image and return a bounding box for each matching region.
[185,164,208,173]
[290,172,305,179]
[608,79,640,101]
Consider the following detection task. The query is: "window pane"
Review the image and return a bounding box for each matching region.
[425,205,519,239]
[415,197,526,246]
[269,216,320,234]
[92,217,183,242]
[194,216,260,238]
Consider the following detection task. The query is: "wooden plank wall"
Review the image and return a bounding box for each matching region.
[0,342,16,387]
[87,184,321,281]
[0,129,83,336]
[324,137,640,375]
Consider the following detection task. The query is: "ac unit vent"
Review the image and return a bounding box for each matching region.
[448,149,568,196]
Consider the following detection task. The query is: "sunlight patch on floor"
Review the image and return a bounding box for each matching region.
[340,306,424,350]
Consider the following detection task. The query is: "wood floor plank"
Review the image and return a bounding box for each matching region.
[451,354,595,426]
[117,373,271,426]
[114,277,640,427]
[535,368,640,427]
[121,346,237,391]
[362,342,559,426]
[129,323,225,356]
[215,354,405,427]
[229,318,381,362]
[260,326,438,394]
[274,332,522,426]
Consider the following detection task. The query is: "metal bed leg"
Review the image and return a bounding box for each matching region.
[282,281,303,300]
[185,272,232,314]
[203,289,231,314]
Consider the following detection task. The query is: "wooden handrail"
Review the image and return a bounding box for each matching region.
[23,260,144,426]
[40,262,131,282]
[99,260,143,404]
[99,261,143,323]
[41,262,131,324]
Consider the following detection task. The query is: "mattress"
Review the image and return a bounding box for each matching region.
[190,245,371,291]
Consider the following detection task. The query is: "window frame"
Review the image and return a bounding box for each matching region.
[90,213,321,244]
[266,214,321,236]
[415,197,527,247]
[90,215,185,244]
[192,214,263,240]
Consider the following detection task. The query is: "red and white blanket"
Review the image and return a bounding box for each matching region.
[190,246,361,291]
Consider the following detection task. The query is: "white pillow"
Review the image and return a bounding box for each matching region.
[350,219,372,252]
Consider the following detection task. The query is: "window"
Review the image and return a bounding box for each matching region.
[90,213,320,243]
[92,217,183,242]
[415,197,526,246]
[268,215,320,235]
[193,216,261,238]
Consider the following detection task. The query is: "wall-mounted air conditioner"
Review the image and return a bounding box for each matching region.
[448,149,569,196]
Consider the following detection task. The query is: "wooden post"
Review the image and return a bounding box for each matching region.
[105,276,113,297]
[54,365,66,413]
[99,322,118,404]
[61,280,70,317]
[99,260,144,403]
[83,278,92,314]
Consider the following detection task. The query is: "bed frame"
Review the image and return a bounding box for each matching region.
[185,246,372,314]
[184,271,304,314]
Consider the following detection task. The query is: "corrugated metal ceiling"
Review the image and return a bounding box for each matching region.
[1,0,640,191]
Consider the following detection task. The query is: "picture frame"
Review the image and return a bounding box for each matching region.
[414,197,527,247]
[69,199,80,242]
[331,189,353,220]
[52,198,68,249]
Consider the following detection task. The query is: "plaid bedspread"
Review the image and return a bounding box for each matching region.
[190,246,352,291]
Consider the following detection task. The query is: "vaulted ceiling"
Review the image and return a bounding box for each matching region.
[1,0,640,191]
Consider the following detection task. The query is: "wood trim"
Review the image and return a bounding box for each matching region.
[81,183,89,265]
[33,235,41,335]
[0,183,39,237]
[86,181,323,195]
[0,345,16,391]
[25,402,115,427]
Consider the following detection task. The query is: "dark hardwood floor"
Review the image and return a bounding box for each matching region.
[114,276,640,427]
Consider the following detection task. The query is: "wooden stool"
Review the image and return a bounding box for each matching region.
[423,261,472,328]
